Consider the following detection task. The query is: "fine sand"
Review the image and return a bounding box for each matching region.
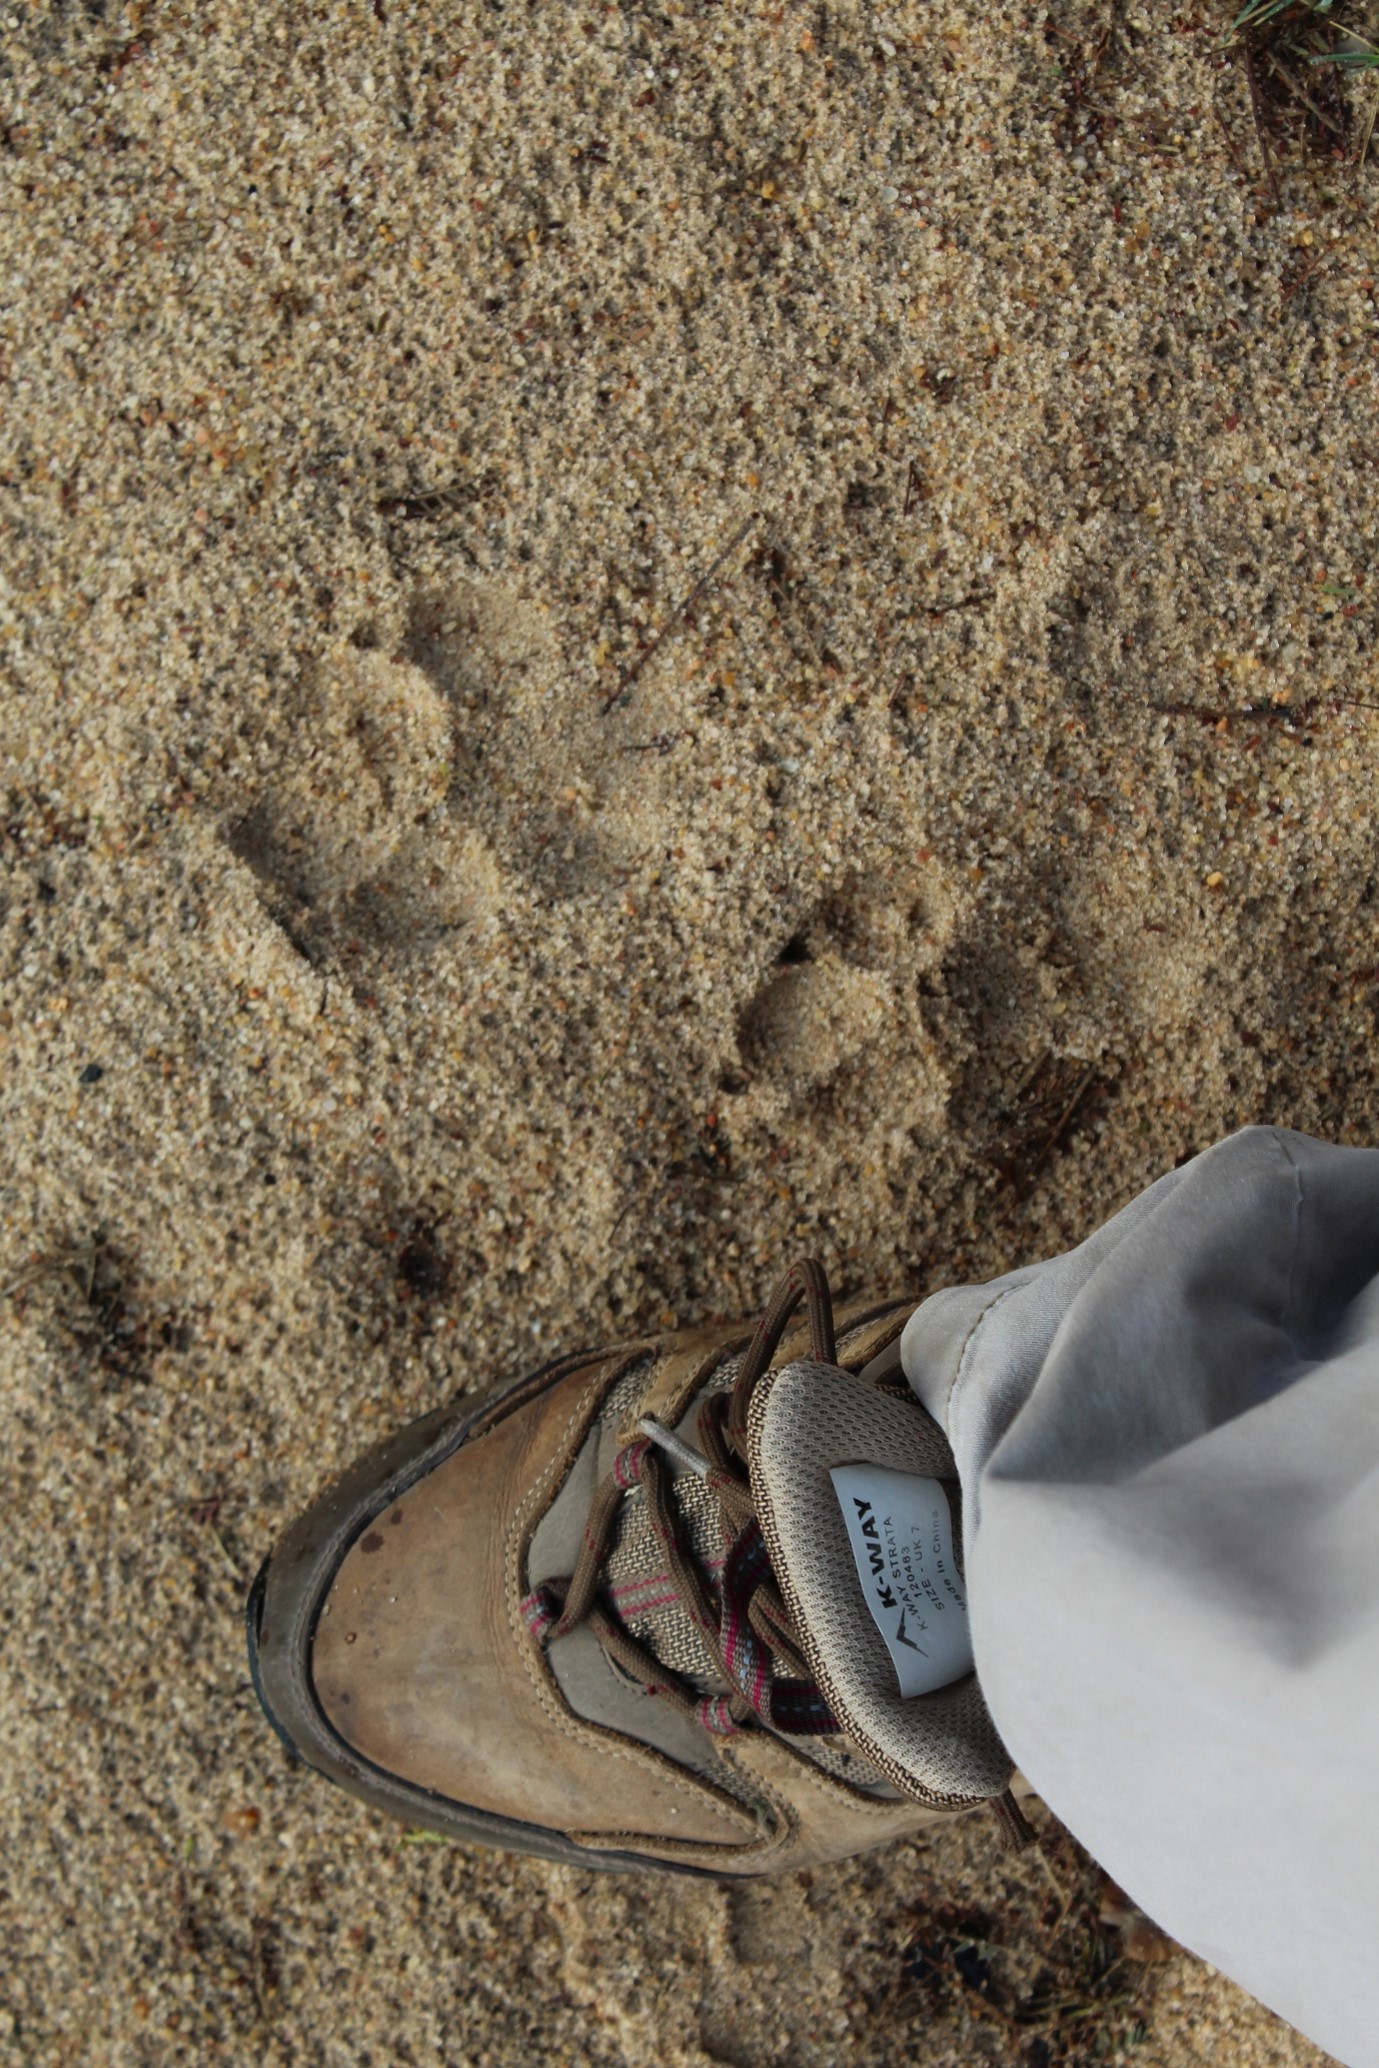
[3,0,1375,2062]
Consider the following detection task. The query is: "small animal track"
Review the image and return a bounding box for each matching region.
[725,867,959,1159]
[738,958,893,1096]
[403,581,616,897]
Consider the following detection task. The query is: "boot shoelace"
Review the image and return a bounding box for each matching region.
[522,1258,1036,1851]
[521,1259,840,1740]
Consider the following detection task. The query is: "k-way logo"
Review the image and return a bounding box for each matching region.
[852,1496,930,1656]
[895,1610,924,1654]
[831,1464,974,1698]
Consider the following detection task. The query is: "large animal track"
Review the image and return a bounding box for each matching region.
[226,645,470,958]
[225,578,616,968]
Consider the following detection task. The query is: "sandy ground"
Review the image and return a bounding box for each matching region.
[2,0,1376,2061]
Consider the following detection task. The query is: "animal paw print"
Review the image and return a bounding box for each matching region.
[226,645,483,962]
[402,581,615,898]
[226,572,599,968]
[737,954,893,1099]
[725,868,958,1152]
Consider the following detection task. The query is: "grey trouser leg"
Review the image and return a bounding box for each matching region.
[901,1127,1379,2068]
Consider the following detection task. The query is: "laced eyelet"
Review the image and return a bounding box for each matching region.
[523,1260,841,1743]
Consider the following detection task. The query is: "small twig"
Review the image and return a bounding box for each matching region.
[926,589,994,617]
[1036,1842,1079,1942]
[1212,90,1253,183]
[1267,48,1345,136]
[1244,41,1283,207]
[206,1525,244,1583]
[1155,694,1379,722]
[1281,247,1333,302]
[621,730,688,757]
[948,1971,1026,2035]
[174,1870,201,1957]
[2,1240,101,1302]
[1357,84,1378,171]
[607,847,653,883]
[1010,1049,1053,1103]
[375,487,471,521]
[903,460,924,517]
[601,513,761,715]
[1154,701,1255,722]
[1032,1066,1097,1175]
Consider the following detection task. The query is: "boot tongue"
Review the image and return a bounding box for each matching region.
[746,1358,1014,1807]
[604,1439,727,1688]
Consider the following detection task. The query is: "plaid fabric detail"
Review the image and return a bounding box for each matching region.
[695,1694,741,1737]
[521,1333,904,1788]
[719,1519,775,1713]
[526,1341,844,1761]
[612,1436,650,1492]
[765,1679,837,1735]
[609,1553,724,1622]
[521,1585,560,1640]
[607,1464,723,1686]
[719,1520,838,1736]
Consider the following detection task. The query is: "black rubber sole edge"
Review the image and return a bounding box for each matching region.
[245,1555,301,1764]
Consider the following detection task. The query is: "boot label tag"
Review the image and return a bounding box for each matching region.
[829,1465,974,1698]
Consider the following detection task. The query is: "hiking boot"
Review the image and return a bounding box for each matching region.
[248,1261,1022,1876]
